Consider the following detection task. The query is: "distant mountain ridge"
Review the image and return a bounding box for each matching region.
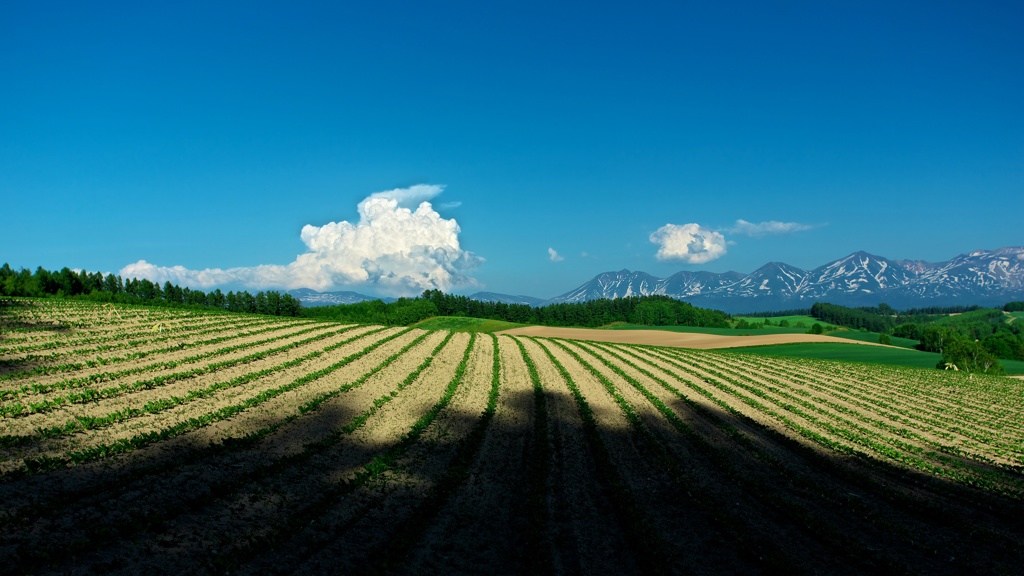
[467,292,549,307]
[289,247,1024,313]
[287,288,395,307]
[544,247,1024,312]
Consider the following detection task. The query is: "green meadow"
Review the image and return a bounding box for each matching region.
[411,316,525,333]
[723,342,1024,375]
[607,320,919,348]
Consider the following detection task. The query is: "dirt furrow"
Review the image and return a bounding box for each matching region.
[0,323,367,443]
[398,334,540,575]
[520,337,645,575]
[0,327,430,570]
[56,330,457,574]
[0,315,280,377]
[2,320,335,404]
[269,333,494,574]
[572,339,911,573]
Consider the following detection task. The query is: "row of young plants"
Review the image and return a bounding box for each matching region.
[547,336,888,572]
[721,351,1024,466]
[596,341,1024,556]
[0,316,315,383]
[0,315,278,374]
[510,336,556,575]
[825,361,1023,430]
[339,334,503,573]
[201,332,479,573]
[796,356,1024,416]
[0,326,435,547]
[1,300,213,338]
[525,337,674,574]
[14,326,420,477]
[758,356,1008,435]
[566,338,911,572]
[0,312,279,360]
[653,346,1024,497]
[695,349,1024,465]
[1,331,456,572]
[31,310,280,353]
[0,322,350,416]
[611,341,1024,568]
[684,350,1007,492]
[712,353,1024,494]
[0,327,394,453]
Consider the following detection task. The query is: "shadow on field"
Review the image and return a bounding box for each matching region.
[0,299,72,336]
[1,364,1024,575]
[0,300,75,376]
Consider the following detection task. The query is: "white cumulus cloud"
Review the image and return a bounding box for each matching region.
[649,223,727,264]
[729,219,814,236]
[120,184,483,296]
[548,248,564,262]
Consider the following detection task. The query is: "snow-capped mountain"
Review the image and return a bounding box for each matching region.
[719,262,808,298]
[660,270,744,297]
[798,251,917,298]
[893,247,1024,301]
[468,292,548,306]
[548,269,664,303]
[287,288,394,307]
[549,247,1024,312]
[290,247,1024,313]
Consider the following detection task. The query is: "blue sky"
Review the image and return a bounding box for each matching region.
[2,1,1022,298]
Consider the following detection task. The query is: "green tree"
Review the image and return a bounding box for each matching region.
[939,334,1004,375]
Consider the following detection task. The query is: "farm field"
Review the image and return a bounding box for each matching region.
[412,316,525,333]
[501,325,887,350]
[726,342,1024,374]
[2,299,1024,574]
[611,320,921,348]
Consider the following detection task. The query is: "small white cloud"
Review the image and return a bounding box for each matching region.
[649,223,727,264]
[438,201,462,209]
[729,219,814,236]
[120,184,483,296]
[548,247,564,262]
[365,184,445,209]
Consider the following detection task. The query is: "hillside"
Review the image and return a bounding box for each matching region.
[1,299,1022,574]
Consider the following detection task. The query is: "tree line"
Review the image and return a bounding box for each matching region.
[303,290,732,329]
[810,301,1024,374]
[0,264,301,317]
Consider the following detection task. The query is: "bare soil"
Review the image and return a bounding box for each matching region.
[497,325,887,348]
[2,300,1023,575]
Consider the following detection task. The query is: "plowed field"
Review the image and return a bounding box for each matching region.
[2,299,1023,574]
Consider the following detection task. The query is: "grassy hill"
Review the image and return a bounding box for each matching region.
[411,316,526,333]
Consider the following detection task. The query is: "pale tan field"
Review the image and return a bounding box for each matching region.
[497,326,886,349]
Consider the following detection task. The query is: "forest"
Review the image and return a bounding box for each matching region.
[0,264,301,317]
[302,290,732,329]
[810,301,1024,373]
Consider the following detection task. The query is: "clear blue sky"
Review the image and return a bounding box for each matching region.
[3,1,1022,298]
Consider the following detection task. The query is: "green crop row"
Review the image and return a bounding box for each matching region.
[0,317,309,382]
[16,328,415,476]
[0,323,349,413]
[1,327,393,448]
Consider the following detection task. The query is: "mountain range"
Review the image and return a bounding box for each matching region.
[291,247,1024,313]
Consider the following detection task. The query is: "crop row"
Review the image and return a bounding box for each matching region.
[0,317,317,383]
[1,313,282,364]
[642,345,1024,497]
[720,351,1024,464]
[2,300,1022,574]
